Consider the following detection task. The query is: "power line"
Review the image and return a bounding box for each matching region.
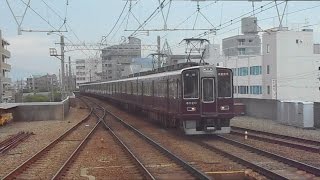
[105,0,129,40]
[129,0,168,37]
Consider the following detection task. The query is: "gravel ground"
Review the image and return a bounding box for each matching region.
[0,98,89,178]
[91,98,249,179]
[204,139,317,180]
[64,125,144,180]
[225,133,320,167]
[16,115,98,179]
[231,116,320,141]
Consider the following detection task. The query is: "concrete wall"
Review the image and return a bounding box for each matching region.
[314,102,320,128]
[12,97,70,122]
[236,98,320,128]
[235,98,277,120]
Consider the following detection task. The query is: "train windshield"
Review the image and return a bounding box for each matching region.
[218,70,232,98]
[202,78,215,102]
[183,70,199,99]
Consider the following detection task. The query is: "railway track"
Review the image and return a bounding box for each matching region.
[2,97,97,180]
[87,96,211,180]
[0,131,33,154]
[230,126,320,153]
[83,96,320,179]
[197,135,320,180]
[53,97,154,179]
[91,97,253,179]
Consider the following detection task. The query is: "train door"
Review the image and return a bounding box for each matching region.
[201,78,217,115]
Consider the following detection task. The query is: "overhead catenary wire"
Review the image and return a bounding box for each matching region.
[216,3,320,37]
[129,0,168,37]
[5,0,31,28]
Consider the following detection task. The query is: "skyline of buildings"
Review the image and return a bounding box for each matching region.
[2,15,320,103]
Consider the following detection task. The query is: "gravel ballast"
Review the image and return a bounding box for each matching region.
[0,98,89,178]
[231,116,320,141]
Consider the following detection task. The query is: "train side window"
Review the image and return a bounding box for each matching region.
[177,79,180,99]
[218,70,232,98]
[152,80,155,97]
[183,70,199,99]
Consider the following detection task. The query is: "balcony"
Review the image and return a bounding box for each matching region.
[1,62,11,71]
[1,48,11,58]
[2,77,11,84]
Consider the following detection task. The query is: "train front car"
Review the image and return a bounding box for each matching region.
[181,65,234,135]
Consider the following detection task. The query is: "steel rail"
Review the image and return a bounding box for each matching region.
[0,132,24,148]
[2,97,93,180]
[216,135,320,177]
[101,120,156,180]
[0,132,32,153]
[52,121,101,179]
[52,99,104,179]
[195,140,289,180]
[231,126,320,146]
[103,105,211,180]
[230,129,320,153]
[80,96,155,180]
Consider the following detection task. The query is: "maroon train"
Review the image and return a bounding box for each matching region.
[79,64,234,135]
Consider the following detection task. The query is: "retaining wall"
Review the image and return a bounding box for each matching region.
[236,98,320,128]
[12,97,70,122]
[235,98,277,120]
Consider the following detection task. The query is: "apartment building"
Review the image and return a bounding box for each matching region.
[216,27,320,102]
[0,30,12,102]
[26,74,58,92]
[75,58,101,88]
[101,37,141,80]
[222,17,261,57]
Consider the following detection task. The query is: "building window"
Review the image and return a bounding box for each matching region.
[238,67,248,76]
[267,44,270,53]
[238,48,246,55]
[250,66,262,75]
[238,39,245,45]
[238,86,249,94]
[267,86,270,94]
[267,65,270,74]
[250,86,262,94]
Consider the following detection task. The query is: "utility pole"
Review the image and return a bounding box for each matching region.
[157,36,161,69]
[60,35,65,99]
[66,63,69,94]
[59,69,61,96]
[68,57,72,92]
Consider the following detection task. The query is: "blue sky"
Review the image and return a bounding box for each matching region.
[1,0,320,80]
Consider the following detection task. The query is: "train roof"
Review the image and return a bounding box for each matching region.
[80,65,212,87]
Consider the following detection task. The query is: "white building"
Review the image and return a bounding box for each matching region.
[262,28,320,101]
[215,28,320,102]
[75,58,102,88]
[101,37,141,80]
[0,30,12,102]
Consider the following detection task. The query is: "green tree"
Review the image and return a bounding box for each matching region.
[24,94,50,102]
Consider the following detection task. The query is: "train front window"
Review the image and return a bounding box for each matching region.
[183,70,199,99]
[218,70,232,98]
[202,78,214,102]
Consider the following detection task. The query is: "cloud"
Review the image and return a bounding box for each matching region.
[6,34,60,78]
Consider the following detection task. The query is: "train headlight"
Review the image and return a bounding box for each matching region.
[187,107,196,112]
[220,105,229,111]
